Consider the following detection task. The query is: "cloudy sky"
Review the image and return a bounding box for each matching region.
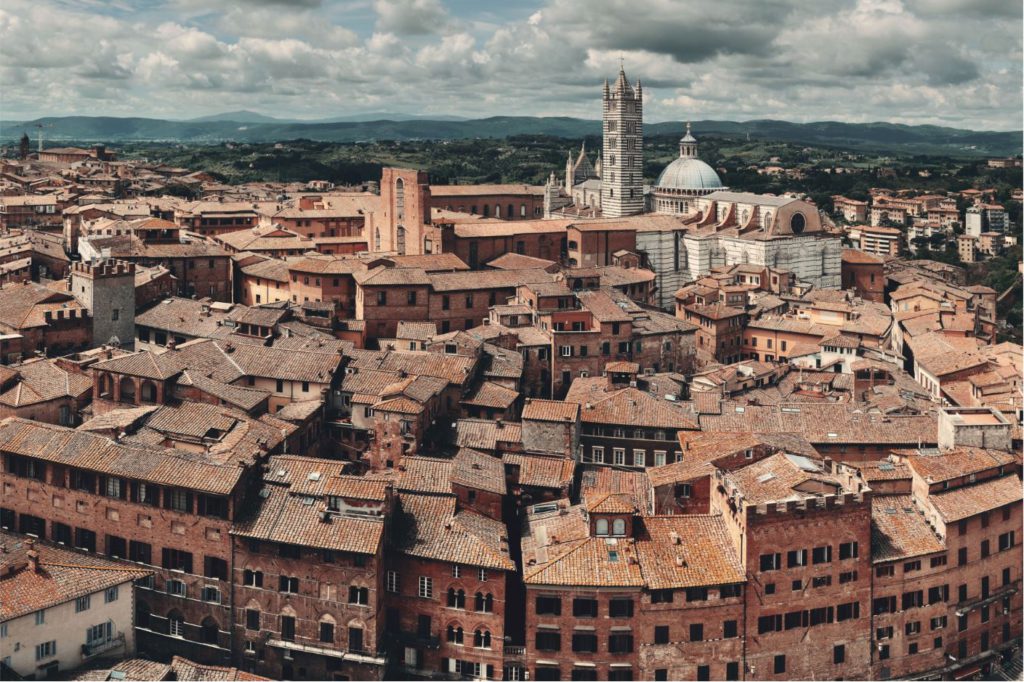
[1,0,1020,129]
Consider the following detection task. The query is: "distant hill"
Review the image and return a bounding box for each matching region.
[186,110,468,124]
[0,114,1019,156]
[188,110,283,124]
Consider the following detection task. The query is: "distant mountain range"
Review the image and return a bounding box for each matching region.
[0,113,1019,156]
[186,110,469,124]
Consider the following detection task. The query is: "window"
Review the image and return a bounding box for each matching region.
[557,597,592,621]
[446,625,464,644]
[386,570,399,593]
[278,576,299,594]
[75,595,91,613]
[839,541,859,560]
[928,585,949,604]
[418,576,433,599]
[760,553,782,571]
[697,666,710,681]
[609,598,633,618]
[162,548,193,573]
[166,579,186,597]
[957,547,967,566]
[608,632,634,653]
[904,560,921,573]
[774,655,786,675]
[281,615,296,641]
[204,556,228,581]
[35,641,57,661]
[724,620,738,638]
[318,620,334,643]
[839,571,858,584]
[834,644,846,664]
[689,623,703,642]
[407,290,417,305]
[787,549,808,567]
[686,587,709,602]
[837,602,859,621]
[902,590,923,610]
[348,586,369,605]
[105,586,119,603]
[812,545,832,564]
[876,565,894,578]
[877,626,893,640]
[536,595,562,615]
[475,592,493,613]
[879,644,890,661]
[999,531,1015,551]
[201,586,221,603]
[246,609,260,631]
[931,555,948,568]
[651,589,673,604]
[243,569,263,588]
[726,662,739,681]
[535,630,561,651]
[169,614,185,638]
[931,616,947,630]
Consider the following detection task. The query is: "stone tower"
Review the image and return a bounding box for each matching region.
[70,258,136,347]
[601,66,644,217]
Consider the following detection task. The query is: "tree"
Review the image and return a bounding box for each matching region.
[18,133,29,160]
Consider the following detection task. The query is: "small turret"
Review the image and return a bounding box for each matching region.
[679,121,698,159]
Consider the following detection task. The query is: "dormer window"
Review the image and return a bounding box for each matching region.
[596,519,609,536]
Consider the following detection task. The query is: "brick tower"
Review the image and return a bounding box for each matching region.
[601,65,644,217]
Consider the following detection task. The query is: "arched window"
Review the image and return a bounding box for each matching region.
[98,373,112,398]
[474,629,491,649]
[200,617,219,644]
[395,178,405,220]
[167,610,185,638]
[612,518,626,536]
[446,624,464,644]
[374,228,381,251]
[520,204,527,217]
[495,204,501,218]
[119,377,136,402]
[396,226,406,256]
[508,204,514,218]
[596,519,609,536]
[319,615,336,644]
[475,592,493,613]
[448,588,466,609]
[483,205,490,218]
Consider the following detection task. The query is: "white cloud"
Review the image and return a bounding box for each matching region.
[0,0,1019,130]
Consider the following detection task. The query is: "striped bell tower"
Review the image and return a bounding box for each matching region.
[601,65,644,217]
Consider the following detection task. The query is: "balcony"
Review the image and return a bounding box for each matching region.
[82,632,125,659]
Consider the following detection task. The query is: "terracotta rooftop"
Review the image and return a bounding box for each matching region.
[871,496,946,563]
[522,398,580,423]
[900,446,1017,484]
[0,530,151,621]
[927,474,1022,523]
[636,516,745,589]
[394,493,514,571]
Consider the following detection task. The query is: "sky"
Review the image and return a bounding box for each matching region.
[1,0,1021,130]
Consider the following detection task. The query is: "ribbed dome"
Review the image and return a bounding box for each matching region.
[655,157,723,191]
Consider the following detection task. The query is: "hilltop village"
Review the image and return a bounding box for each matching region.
[0,69,1021,682]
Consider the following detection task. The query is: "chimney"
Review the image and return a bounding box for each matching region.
[26,539,39,572]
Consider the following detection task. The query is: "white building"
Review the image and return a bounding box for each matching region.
[650,123,726,215]
[601,67,644,217]
[0,531,149,678]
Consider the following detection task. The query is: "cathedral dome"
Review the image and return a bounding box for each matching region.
[655,157,723,192]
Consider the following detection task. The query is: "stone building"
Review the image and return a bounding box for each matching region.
[70,259,136,348]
